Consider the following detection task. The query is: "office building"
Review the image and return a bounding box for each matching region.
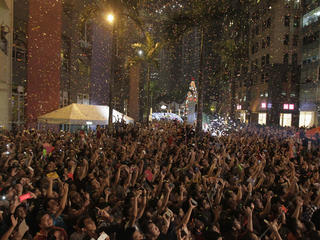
[11,0,28,128]
[17,0,91,127]
[236,0,302,127]
[299,0,320,127]
[0,0,13,129]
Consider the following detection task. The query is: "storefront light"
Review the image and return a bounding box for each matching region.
[283,104,289,110]
[261,102,267,109]
[289,104,294,110]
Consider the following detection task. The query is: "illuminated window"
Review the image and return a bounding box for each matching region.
[283,104,289,110]
[83,94,89,105]
[240,112,246,123]
[303,7,320,27]
[280,113,292,127]
[258,113,267,125]
[261,102,267,109]
[299,111,314,127]
[289,104,294,110]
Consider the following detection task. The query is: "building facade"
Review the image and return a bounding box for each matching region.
[60,0,91,108]
[299,0,320,127]
[0,0,13,130]
[12,0,91,127]
[90,22,112,106]
[26,0,63,127]
[11,0,28,128]
[236,0,302,127]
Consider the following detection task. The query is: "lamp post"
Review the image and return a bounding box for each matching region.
[106,13,116,128]
[138,49,143,57]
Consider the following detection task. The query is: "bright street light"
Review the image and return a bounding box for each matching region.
[161,105,167,110]
[138,50,143,56]
[105,12,116,128]
[106,14,115,24]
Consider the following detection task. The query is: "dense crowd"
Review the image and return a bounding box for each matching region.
[0,122,320,240]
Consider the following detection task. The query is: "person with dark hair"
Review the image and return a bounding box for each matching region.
[77,216,99,240]
[47,228,67,240]
[121,227,144,240]
[33,212,67,240]
[46,183,69,229]
[1,120,320,240]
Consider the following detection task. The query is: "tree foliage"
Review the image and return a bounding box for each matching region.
[78,0,255,124]
[160,0,254,130]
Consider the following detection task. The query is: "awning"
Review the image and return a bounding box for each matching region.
[38,103,134,125]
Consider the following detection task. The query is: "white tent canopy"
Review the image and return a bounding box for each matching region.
[38,103,134,125]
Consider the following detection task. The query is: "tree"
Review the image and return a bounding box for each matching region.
[162,0,226,133]
[128,32,161,123]
[213,1,251,120]
[83,0,165,124]
[162,0,253,132]
[82,0,147,126]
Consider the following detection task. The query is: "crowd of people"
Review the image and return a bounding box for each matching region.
[0,121,320,240]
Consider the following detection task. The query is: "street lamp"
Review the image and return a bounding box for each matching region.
[138,49,143,56]
[105,13,116,128]
[106,14,114,24]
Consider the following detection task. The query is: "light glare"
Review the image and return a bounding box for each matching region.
[106,14,114,24]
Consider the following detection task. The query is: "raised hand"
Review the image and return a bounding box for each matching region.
[166,183,174,192]
[245,203,254,216]
[11,215,18,228]
[163,211,172,226]
[189,198,198,209]
[180,184,186,193]
[264,219,279,233]
[104,188,111,196]
[84,192,90,207]
[296,197,304,207]
[97,207,110,219]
